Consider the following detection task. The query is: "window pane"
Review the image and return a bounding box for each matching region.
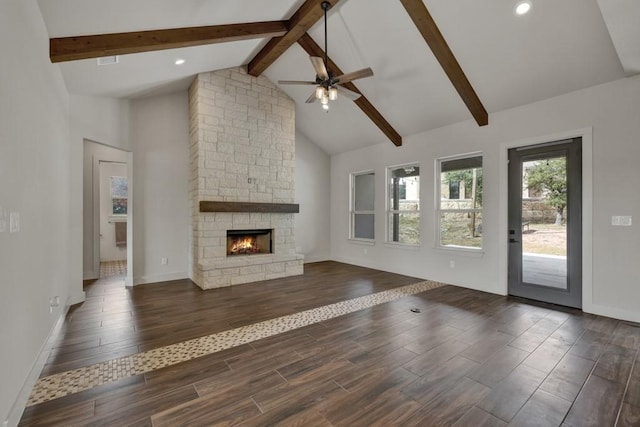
[388,212,420,244]
[388,175,419,210]
[354,213,375,239]
[440,212,482,248]
[110,176,128,198]
[440,159,482,209]
[388,165,420,244]
[448,181,459,199]
[354,173,375,211]
[112,198,127,215]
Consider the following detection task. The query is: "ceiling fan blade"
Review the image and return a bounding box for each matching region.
[305,91,318,104]
[335,85,362,101]
[310,56,329,80]
[334,85,362,101]
[334,67,374,84]
[278,80,317,85]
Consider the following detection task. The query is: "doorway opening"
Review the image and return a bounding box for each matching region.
[83,139,133,286]
[508,138,582,308]
[99,161,128,279]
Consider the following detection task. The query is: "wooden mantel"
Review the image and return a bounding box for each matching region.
[199,201,299,213]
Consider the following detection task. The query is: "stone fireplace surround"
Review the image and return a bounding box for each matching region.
[189,67,304,290]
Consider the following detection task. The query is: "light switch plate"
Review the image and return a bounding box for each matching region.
[0,207,6,232]
[612,215,632,226]
[10,212,19,233]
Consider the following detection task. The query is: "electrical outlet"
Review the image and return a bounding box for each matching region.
[161,257,168,265]
[449,260,455,269]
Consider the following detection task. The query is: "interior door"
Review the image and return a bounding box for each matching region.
[508,138,582,308]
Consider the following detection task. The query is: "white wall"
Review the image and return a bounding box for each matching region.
[0,0,71,423]
[99,162,128,262]
[130,92,190,284]
[331,76,640,323]
[295,131,331,263]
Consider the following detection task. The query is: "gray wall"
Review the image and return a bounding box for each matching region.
[0,0,71,422]
[130,92,191,284]
[295,131,331,262]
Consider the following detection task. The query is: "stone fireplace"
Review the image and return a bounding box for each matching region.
[189,67,303,289]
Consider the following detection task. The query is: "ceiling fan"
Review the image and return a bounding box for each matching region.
[277,1,373,111]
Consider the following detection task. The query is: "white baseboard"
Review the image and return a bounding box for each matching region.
[134,271,188,286]
[68,290,86,305]
[331,255,380,271]
[584,303,640,324]
[303,254,330,264]
[83,271,98,281]
[4,303,69,427]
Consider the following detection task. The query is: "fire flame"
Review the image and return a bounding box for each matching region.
[230,236,257,254]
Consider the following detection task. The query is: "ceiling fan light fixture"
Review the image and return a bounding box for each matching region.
[328,87,338,101]
[278,1,372,114]
[514,1,532,16]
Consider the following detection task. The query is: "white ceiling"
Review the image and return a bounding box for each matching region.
[37,0,634,154]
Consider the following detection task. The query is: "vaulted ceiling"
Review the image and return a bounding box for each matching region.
[37,0,636,154]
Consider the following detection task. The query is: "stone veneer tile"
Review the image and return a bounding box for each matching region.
[189,66,302,289]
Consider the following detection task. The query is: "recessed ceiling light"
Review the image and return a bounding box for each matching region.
[174,58,186,65]
[515,1,532,15]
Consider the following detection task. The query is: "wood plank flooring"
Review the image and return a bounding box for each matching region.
[19,261,640,426]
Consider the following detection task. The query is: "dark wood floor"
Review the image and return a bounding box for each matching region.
[19,262,640,426]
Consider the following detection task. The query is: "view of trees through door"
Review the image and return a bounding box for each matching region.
[521,157,567,260]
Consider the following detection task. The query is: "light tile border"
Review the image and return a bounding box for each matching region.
[27,280,444,406]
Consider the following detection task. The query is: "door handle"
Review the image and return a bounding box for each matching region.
[509,238,519,243]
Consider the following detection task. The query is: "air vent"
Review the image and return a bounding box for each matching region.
[97,56,119,66]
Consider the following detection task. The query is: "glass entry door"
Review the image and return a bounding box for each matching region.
[508,138,582,308]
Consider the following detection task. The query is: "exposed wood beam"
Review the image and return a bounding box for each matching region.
[50,21,288,63]
[247,0,341,77]
[297,33,402,146]
[399,0,488,126]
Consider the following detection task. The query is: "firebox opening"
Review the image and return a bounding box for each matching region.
[226,229,273,256]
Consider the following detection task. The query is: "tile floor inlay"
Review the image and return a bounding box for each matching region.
[99,260,127,277]
[27,280,444,406]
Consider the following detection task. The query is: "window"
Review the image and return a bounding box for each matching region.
[110,176,128,215]
[387,164,420,245]
[350,171,375,240]
[437,154,482,249]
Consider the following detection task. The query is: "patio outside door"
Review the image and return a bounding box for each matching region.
[508,138,582,308]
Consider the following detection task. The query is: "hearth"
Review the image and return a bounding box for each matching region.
[226,229,273,256]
